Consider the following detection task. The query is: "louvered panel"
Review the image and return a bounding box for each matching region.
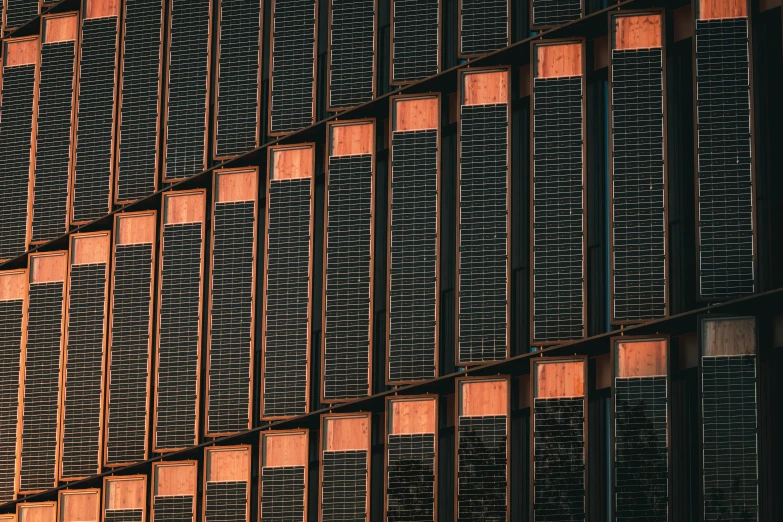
[695,17,755,300]
[104,510,143,522]
[215,0,260,158]
[164,0,211,181]
[3,0,38,30]
[72,14,119,223]
[328,0,374,110]
[456,416,507,521]
[0,271,24,504]
[116,0,165,202]
[459,0,507,57]
[321,451,369,522]
[260,467,306,522]
[205,483,247,522]
[269,0,316,135]
[387,434,436,521]
[391,0,438,84]
[531,0,581,30]
[153,496,193,522]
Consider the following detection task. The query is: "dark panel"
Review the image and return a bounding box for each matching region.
[459,0,507,56]
[391,0,438,84]
[104,509,143,522]
[321,450,368,522]
[386,433,436,522]
[324,154,372,401]
[695,18,755,300]
[205,482,247,522]
[153,495,193,522]
[531,0,581,29]
[116,0,164,201]
[457,415,507,521]
[0,299,23,502]
[31,40,76,243]
[261,466,306,521]
[4,0,38,29]
[328,0,374,109]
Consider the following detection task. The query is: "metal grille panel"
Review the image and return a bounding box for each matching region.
[532,0,581,28]
[153,495,193,522]
[329,0,374,109]
[0,300,23,502]
[387,433,436,522]
[324,155,372,401]
[458,103,508,363]
[459,0,506,56]
[391,0,438,83]
[695,18,755,300]
[389,130,437,382]
[457,415,507,521]
[4,0,38,29]
[205,482,247,522]
[104,509,143,522]
[260,466,306,522]
[322,450,368,522]
[532,76,584,343]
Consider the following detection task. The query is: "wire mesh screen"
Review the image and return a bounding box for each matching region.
[0,299,23,502]
[457,415,507,521]
[329,0,374,109]
[391,0,438,83]
[387,433,436,522]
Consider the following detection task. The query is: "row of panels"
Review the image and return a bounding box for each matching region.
[1,316,762,520]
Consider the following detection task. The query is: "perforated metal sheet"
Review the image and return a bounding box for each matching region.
[329,0,374,109]
[4,0,38,29]
[391,0,438,83]
[457,415,507,521]
[532,0,581,29]
[459,0,507,56]
[321,450,368,522]
[0,299,23,502]
[205,482,247,522]
[153,495,194,522]
[387,433,436,522]
[104,509,143,522]
[260,466,306,522]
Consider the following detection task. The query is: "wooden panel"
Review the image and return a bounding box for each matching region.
[163,191,206,224]
[215,170,258,203]
[460,379,508,417]
[0,270,27,300]
[262,432,308,468]
[330,122,374,156]
[116,212,157,245]
[390,398,436,434]
[59,490,100,522]
[394,97,439,131]
[18,503,57,522]
[30,252,67,283]
[71,233,111,265]
[271,146,314,181]
[205,446,250,482]
[85,0,121,19]
[463,70,508,106]
[153,462,197,496]
[4,38,39,67]
[536,43,583,78]
[698,0,747,19]
[614,14,662,50]
[0,515,16,522]
[104,476,146,510]
[44,14,79,43]
[617,340,667,378]
[325,415,370,451]
[702,317,756,356]
[535,360,586,398]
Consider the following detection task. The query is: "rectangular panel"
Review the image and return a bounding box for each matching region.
[531,358,586,522]
[154,191,206,451]
[323,121,374,402]
[105,212,156,466]
[259,431,308,522]
[59,232,110,480]
[268,0,316,135]
[530,40,586,345]
[610,12,667,324]
[115,0,165,202]
[152,462,197,522]
[0,36,37,261]
[0,270,26,503]
[390,0,439,84]
[694,1,755,300]
[71,1,120,224]
[387,96,439,384]
[262,145,314,419]
[3,0,39,31]
[18,503,57,522]
[59,489,100,522]
[104,476,147,522]
[204,447,250,522]
[163,0,211,181]
[457,69,509,365]
[385,397,437,522]
[320,414,370,522]
[459,0,507,57]
[700,316,758,521]
[611,337,669,522]
[206,170,258,435]
[327,0,375,110]
[18,252,67,493]
[31,14,78,245]
[456,377,509,522]
[214,0,261,159]
[531,0,582,30]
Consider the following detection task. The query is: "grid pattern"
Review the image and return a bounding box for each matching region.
[533,397,585,521]
[32,41,76,243]
[0,300,23,503]
[329,0,374,109]
[117,0,164,201]
[104,509,143,522]
[205,482,248,522]
[20,282,64,492]
[216,0,260,157]
[208,201,254,434]
[392,0,438,83]
[156,223,203,449]
[457,415,507,521]
[611,48,666,322]
[389,130,438,382]
[695,19,755,300]
[0,64,35,260]
[459,0,507,56]
[702,355,758,521]
[270,0,316,134]
[532,76,584,343]
[324,155,372,401]
[614,377,668,522]
[387,434,436,522]
[322,450,368,522]
[106,243,153,465]
[532,0,581,28]
[165,0,210,179]
[458,104,508,363]
[73,17,117,223]
[153,495,194,522]
[260,466,306,522]
[60,264,106,479]
[264,178,311,417]
[4,0,38,29]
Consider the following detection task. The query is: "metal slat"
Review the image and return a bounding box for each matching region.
[457,415,507,521]
[328,0,374,109]
[321,451,368,522]
[0,299,23,502]
[260,466,306,522]
[386,434,436,522]
[391,0,438,84]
